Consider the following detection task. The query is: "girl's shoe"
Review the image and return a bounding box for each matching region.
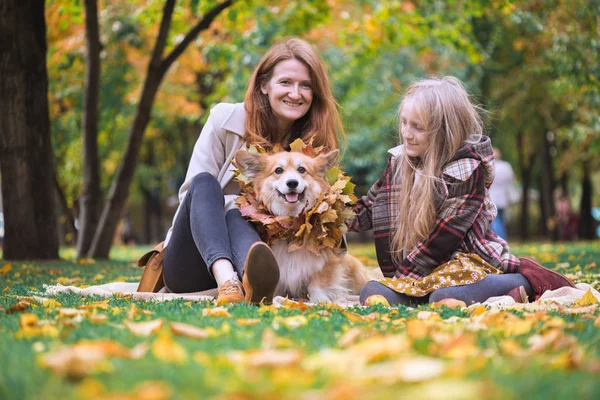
[518,256,575,300]
[506,285,528,303]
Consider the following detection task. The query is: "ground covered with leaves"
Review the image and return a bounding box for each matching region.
[1,242,599,400]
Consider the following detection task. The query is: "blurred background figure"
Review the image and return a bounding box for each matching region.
[556,190,578,241]
[489,147,515,240]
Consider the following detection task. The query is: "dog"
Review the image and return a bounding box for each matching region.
[235,148,380,302]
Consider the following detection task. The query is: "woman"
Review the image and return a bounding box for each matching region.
[162,38,344,304]
[348,76,574,306]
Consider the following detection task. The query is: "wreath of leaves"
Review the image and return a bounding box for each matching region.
[233,139,357,255]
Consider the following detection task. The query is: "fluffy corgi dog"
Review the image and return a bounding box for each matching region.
[235,149,377,302]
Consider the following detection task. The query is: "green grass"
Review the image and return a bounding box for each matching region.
[1,242,599,400]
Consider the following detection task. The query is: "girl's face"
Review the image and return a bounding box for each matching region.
[261,58,313,134]
[401,98,430,158]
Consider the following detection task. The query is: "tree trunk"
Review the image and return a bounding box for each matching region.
[88,0,233,258]
[54,177,78,246]
[540,131,558,241]
[77,0,103,257]
[516,132,535,240]
[0,1,59,259]
[578,161,595,239]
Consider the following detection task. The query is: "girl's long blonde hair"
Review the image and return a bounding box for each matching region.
[244,37,344,150]
[391,76,484,263]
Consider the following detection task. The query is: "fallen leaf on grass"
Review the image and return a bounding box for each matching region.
[202,307,231,317]
[281,298,314,312]
[0,264,12,275]
[573,289,599,307]
[437,332,479,360]
[527,329,577,353]
[227,349,303,368]
[39,340,147,380]
[235,318,261,326]
[170,322,212,339]
[132,381,173,400]
[348,334,411,363]
[59,308,87,318]
[16,314,59,339]
[360,356,445,383]
[260,328,295,350]
[272,315,308,330]
[152,333,188,364]
[6,300,30,314]
[89,313,108,324]
[124,318,164,337]
[499,339,527,357]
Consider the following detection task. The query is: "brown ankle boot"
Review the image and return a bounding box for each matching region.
[518,256,575,300]
[243,242,280,304]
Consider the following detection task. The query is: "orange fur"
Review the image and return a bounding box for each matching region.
[235,150,382,302]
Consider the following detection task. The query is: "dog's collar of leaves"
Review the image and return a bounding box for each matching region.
[233,139,357,255]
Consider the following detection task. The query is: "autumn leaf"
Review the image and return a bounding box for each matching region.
[124,318,164,337]
[0,264,12,275]
[202,307,231,317]
[6,300,31,314]
[151,333,188,364]
[170,322,212,339]
[573,289,599,307]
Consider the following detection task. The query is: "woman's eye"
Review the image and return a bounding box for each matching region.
[280,80,289,85]
[301,83,311,89]
[275,167,284,174]
[297,167,306,174]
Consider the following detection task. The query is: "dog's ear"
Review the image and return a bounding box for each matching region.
[316,149,340,175]
[234,150,264,178]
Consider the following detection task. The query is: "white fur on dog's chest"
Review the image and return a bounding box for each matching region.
[271,241,325,298]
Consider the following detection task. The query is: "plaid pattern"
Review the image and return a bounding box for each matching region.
[348,137,519,279]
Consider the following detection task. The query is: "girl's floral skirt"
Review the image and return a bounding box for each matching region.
[377,253,502,297]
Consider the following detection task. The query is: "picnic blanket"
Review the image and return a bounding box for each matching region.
[40,281,600,308]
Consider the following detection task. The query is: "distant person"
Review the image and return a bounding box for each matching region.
[489,147,515,240]
[556,191,577,241]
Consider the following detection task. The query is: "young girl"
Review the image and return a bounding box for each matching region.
[160,38,344,304]
[348,76,574,306]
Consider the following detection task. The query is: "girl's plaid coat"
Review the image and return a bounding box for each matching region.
[347,136,520,279]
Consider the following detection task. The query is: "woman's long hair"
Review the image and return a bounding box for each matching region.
[244,37,344,150]
[390,76,484,263]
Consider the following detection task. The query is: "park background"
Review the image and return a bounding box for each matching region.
[1,2,600,400]
[1,0,599,260]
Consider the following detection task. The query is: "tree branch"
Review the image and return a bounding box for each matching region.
[160,0,234,72]
[150,0,177,71]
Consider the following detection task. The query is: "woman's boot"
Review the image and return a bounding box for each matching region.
[242,242,280,304]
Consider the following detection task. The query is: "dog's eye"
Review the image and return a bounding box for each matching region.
[297,166,306,174]
[274,167,284,174]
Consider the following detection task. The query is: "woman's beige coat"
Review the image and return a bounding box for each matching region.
[164,102,246,246]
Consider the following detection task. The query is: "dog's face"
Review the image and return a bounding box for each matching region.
[235,149,339,217]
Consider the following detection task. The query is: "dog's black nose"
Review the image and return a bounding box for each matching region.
[286,179,299,189]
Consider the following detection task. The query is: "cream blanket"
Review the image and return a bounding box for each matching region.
[40,282,599,308]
